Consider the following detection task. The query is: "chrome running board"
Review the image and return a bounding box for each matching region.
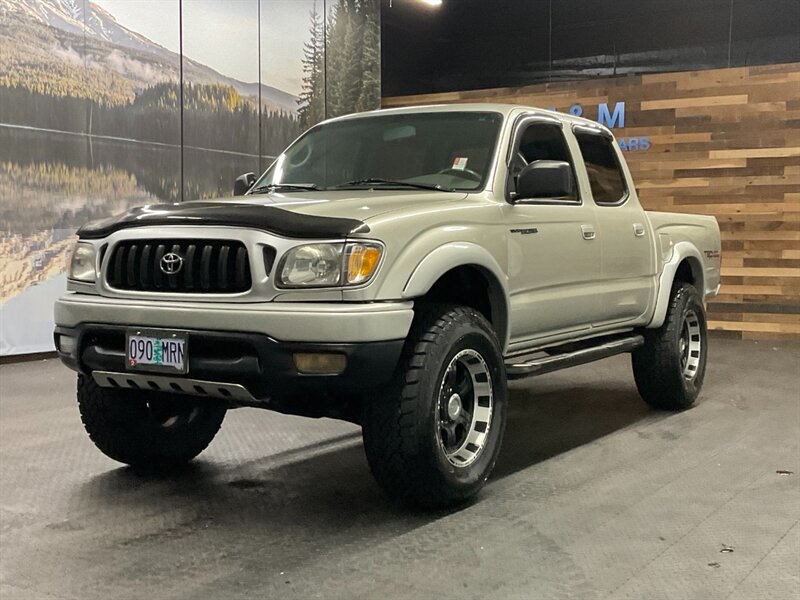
[505,334,644,380]
[92,370,256,403]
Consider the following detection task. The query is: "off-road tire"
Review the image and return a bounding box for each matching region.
[362,304,507,507]
[632,283,708,410]
[77,374,226,468]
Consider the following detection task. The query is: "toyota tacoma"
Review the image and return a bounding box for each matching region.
[55,104,721,506]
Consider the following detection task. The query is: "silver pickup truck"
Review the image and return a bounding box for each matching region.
[55,104,721,506]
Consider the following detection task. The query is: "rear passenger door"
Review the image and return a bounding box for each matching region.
[573,127,655,325]
[502,116,604,347]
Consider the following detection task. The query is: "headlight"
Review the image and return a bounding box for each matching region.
[278,242,383,288]
[68,242,97,282]
[279,243,343,287]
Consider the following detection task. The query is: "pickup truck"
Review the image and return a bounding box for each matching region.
[54,104,721,507]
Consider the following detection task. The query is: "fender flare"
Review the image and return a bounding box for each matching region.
[647,241,705,329]
[402,242,511,349]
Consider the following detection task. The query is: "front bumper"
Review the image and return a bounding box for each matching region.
[55,323,404,413]
[54,294,415,343]
[54,294,414,416]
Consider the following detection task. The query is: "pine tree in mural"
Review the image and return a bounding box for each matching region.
[298,2,326,129]
[298,0,380,128]
[356,1,381,113]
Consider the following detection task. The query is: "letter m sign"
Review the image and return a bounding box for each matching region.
[598,101,625,129]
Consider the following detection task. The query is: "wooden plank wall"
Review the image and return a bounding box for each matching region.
[383,63,800,341]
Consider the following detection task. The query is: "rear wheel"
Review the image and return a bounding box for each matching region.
[362,305,507,507]
[77,374,226,468]
[632,283,708,410]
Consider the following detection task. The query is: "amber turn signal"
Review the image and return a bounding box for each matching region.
[346,244,382,285]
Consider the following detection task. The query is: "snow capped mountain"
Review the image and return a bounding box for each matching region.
[2,0,175,58]
[0,0,298,113]
[85,3,173,58]
[1,0,80,34]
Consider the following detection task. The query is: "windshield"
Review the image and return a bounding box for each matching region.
[251,111,503,193]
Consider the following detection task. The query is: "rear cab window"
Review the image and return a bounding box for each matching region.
[574,131,628,206]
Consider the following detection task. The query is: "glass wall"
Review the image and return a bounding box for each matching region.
[0,0,380,355]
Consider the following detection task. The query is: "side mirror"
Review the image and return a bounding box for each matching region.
[234,172,257,196]
[514,160,574,201]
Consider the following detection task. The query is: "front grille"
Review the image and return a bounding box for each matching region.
[106,239,252,293]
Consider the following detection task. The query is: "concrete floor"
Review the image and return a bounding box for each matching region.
[0,339,798,600]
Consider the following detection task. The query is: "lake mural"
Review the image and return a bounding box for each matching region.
[0,0,381,355]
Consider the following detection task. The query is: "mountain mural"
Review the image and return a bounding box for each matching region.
[0,0,381,355]
[0,0,298,113]
[3,0,167,55]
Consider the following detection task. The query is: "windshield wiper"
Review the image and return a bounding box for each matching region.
[333,178,452,192]
[249,183,319,194]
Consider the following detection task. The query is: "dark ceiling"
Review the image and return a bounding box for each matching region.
[380,0,800,96]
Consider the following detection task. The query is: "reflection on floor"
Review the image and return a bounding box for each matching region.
[1,339,798,600]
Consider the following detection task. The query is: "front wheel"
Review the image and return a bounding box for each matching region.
[77,375,226,468]
[362,305,508,507]
[632,283,708,410]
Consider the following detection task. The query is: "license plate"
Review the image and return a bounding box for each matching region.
[126,330,188,374]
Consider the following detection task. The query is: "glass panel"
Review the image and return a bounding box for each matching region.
[510,123,578,201]
[575,133,627,205]
[182,0,260,199]
[0,0,184,351]
[324,0,382,119]
[84,0,182,206]
[254,111,503,192]
[259,0,310,170]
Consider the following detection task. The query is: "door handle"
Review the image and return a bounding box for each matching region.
[581,225,596,240]
[633,223,646,237]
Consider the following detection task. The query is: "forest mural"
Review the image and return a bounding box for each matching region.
[0,0,380,355]
[298,0,380,128]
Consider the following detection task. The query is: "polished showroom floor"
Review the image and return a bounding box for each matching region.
[1,339,798,600]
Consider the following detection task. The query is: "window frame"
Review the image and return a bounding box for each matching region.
[504,114,583,206]
[571,124,630,208]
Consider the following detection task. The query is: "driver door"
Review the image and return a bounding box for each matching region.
[502,116,603,348]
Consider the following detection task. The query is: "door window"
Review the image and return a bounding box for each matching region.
[574,132,628,205]
[508,122,578,202]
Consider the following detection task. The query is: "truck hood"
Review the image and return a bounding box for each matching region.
[216,190,468,222]
[77,191,468,240]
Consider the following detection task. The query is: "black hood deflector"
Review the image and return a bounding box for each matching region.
[77,201,370,240]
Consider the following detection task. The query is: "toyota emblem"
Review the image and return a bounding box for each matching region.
[160,252,184,275]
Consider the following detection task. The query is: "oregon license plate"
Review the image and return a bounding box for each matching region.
[126,330,188,374]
